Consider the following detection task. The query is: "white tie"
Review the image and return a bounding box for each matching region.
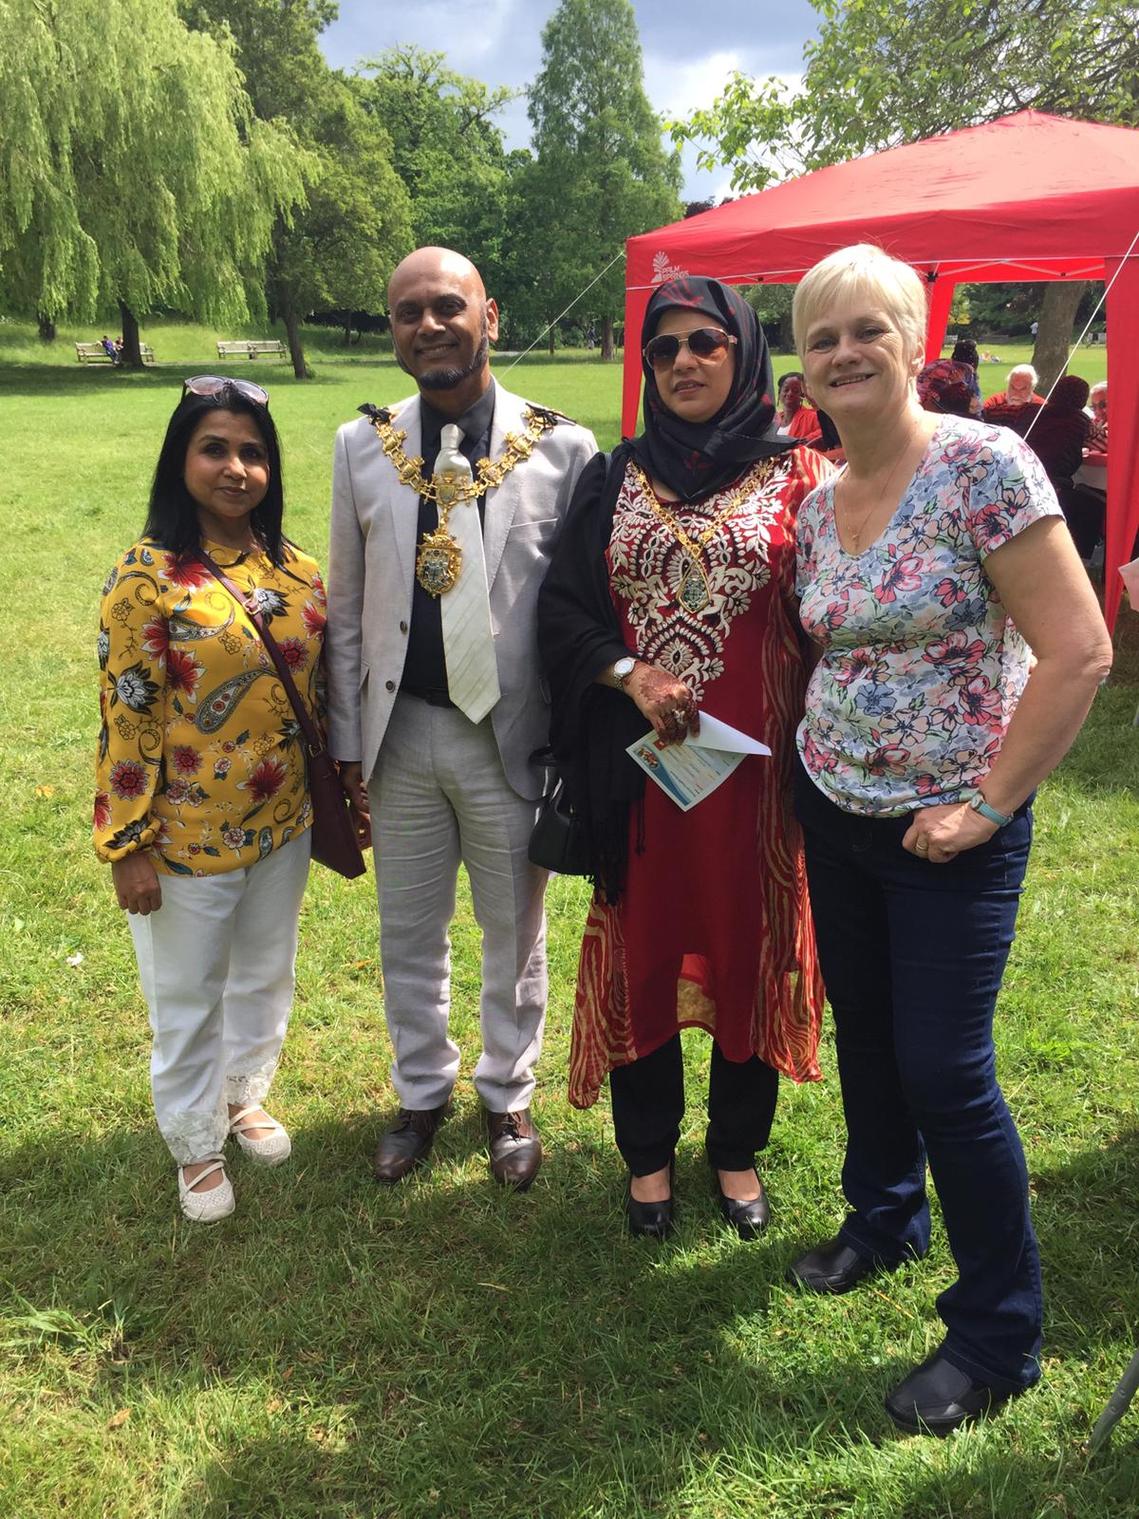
[436,423,501,723]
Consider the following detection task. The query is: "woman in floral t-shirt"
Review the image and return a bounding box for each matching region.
[785,245,1112,1435]
[95,378,326,1223]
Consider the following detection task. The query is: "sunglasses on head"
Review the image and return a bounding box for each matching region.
[643,326,737,368]
[182,374,270,407]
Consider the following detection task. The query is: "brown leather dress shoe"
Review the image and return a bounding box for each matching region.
[373,1105,448,1183]
[486,1108,543,1190]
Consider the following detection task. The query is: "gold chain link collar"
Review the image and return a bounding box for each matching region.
[368,405,557,508]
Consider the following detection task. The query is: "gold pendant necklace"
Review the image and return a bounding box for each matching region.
[634,460,774,613]
[837,431,921,554]
[414,468,466,595]
[368,407,556,596]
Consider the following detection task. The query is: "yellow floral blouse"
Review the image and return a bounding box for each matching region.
[95,538,327,876]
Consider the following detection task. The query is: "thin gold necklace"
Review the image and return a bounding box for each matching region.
[836,433,920,553]
[633,459,774,612]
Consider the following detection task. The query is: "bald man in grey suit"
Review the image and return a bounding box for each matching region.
[327,248,596,1189]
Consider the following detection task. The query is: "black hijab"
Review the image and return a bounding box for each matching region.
[630,276,793,502]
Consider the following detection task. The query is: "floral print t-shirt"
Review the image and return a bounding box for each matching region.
[95,538,326,875]
[796,417,1062,816]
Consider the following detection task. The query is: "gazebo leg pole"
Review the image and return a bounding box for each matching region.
[1087,1348,1139,1454]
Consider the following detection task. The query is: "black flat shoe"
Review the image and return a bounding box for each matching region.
[712,1165,770,1240]
[885,1353,1024,1436]
[625,1163,674,1240]
[786,1236,882,1293]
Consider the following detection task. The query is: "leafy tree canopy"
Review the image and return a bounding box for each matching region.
[0,0,306,325]
[181,0,411,374]
[356,47,516,285]
[522,0,682,352]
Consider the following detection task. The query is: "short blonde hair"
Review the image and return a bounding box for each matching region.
[793,243,928,366]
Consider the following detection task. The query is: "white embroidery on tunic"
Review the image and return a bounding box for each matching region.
[609,460,791,703]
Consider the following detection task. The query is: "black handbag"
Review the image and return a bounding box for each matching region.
[196,552,367,880]
[528,751,591,875]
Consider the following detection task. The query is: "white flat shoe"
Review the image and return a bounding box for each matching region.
[178,1156,235,1223]
[228,1105,291,1166]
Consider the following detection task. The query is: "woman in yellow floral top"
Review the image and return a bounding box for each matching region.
[95,377,326,1222]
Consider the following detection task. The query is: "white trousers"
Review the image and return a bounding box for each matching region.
[128,833,311,1164]
[368,694,548,1112]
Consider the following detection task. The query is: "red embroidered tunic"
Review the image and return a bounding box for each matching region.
[568,448,831,1108]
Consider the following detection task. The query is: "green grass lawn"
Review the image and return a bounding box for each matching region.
[0,320,1136,1518]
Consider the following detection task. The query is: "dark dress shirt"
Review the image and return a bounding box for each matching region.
[401,380,497,699]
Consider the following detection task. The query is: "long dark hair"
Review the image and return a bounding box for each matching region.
[144,385,288,565]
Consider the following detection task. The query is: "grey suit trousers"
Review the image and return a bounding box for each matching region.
[368,694,548,1112]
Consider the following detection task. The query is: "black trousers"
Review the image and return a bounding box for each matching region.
[609,1034,779,1175]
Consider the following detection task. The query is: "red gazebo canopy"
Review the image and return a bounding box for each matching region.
[623,112,1139,626]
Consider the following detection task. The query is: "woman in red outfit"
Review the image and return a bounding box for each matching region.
[777,371,823,442]
[539,278,828,1240]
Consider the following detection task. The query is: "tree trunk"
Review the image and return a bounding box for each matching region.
[1032,282,1087,393]
[547,321,556,356]
[37,312,56,342]
[119,302,143,368]
[281,298,311,380]
[601,315,614,362]
[343,316,353,346]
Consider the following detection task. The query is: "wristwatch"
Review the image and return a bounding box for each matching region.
[612,656,638,689]
[968,791,1013,827]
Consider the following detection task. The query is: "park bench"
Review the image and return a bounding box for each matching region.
[75,341,155,365]
[216,339,287,360]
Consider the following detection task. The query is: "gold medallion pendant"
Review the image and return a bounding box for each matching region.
[416,467,465,595]
[677,562,712,614]
[366,410,560,600]
[416,527,462,596]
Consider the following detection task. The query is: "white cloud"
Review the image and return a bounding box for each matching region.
[643,49,747,122]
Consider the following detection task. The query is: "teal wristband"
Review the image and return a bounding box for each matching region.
[969,791,1013,827]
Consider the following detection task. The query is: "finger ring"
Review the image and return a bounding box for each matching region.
[915,839,929,854]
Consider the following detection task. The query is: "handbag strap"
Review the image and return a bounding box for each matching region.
[194,549,325,757]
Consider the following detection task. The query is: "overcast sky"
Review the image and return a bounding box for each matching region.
[318,0,821,201]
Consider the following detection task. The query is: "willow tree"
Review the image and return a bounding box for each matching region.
[0,0,306,363]
[181,1,411,377]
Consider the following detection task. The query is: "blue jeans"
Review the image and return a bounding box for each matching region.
[794,761,1043,1392]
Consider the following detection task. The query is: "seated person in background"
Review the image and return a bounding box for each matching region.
[100,334,119,364]
[1087,382,1108,452]
[982,364,1045,435]
[777,371,823,442]
[917,360,981,418]
[1022,374,1101,562]
[948,339,984,415]
[950,337,978,366]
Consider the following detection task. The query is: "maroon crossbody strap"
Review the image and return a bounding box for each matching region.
[194,550,325,756]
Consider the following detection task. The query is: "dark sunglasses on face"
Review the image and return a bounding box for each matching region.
[182,374,270,407]
[643,326,737,368]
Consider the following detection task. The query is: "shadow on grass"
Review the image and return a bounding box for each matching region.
[4,1118,1139,1515]
[0,1114,901,1512]
[1032,1126,1139,1356]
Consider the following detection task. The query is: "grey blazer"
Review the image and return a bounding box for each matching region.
[326,382,598,800]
